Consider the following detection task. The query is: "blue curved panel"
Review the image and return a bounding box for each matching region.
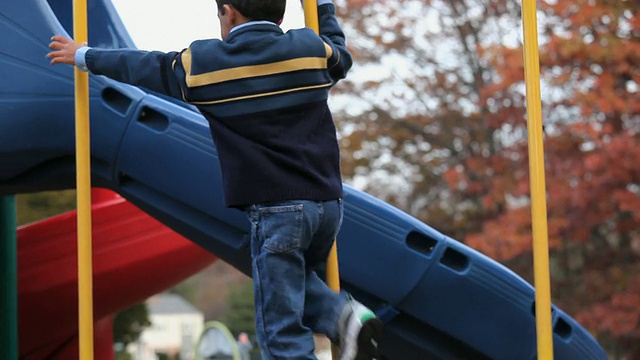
[0,1,607,359]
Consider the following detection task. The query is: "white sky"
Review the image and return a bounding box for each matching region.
[110,0,306,51]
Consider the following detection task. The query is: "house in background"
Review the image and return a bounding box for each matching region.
[129,293,204,360]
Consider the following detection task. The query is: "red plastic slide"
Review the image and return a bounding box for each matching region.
[17,189,217,360]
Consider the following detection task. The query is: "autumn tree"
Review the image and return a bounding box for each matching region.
[16,190,76,226]
[466,1,640,356]
[222,281,256,338]
[113,303,151,354]
[331,0,639,357]
[332,0,526,241]
[530,2,638,356]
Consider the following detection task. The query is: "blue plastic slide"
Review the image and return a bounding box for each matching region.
[0,1,607,359]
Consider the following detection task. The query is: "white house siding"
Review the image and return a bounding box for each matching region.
[130,294,204,360]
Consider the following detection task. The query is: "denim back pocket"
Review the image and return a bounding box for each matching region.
[258,204,304,253]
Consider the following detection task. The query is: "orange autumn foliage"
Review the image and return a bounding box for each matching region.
[332,0,639,356]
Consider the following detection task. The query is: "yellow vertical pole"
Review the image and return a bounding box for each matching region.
[303,0,320,32]
[520,1,554,359]
[303,0,340,292]
[304,0,340,292]
[73,0,94,359]
[302,1,340,358]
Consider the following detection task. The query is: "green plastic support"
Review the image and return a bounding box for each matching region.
[1,195,18,359]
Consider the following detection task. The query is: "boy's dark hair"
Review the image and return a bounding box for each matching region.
[216,0,286,23]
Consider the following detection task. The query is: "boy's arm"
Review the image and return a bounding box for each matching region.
[48,35,186,100]
[317,0,353,83]
[84,48,185,99]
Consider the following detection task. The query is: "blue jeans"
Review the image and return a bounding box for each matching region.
[246,199,347,360]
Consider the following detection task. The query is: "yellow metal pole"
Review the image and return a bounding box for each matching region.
[73,0,94,359]
[520,1,554,359]
[303,0,320,33]
[302,1,340,358]
[326,242,341,359]
[303,0,340,293]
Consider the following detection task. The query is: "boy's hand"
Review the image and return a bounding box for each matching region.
[47,35,85,65]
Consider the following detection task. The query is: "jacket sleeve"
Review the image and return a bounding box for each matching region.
[318,3,353,84]
[84,48,187,101]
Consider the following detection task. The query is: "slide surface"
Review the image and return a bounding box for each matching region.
[17,189,216,359]
[0,0,607,359]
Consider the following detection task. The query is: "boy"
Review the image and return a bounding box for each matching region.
[47,0,382,359]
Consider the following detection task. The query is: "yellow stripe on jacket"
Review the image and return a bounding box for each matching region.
[182,42,334,89]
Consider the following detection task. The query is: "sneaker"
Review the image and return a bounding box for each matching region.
[339,299,383,360]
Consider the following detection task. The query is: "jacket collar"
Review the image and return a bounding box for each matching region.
[227,21,283,41]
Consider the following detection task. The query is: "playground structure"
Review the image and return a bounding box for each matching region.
[0,0,608,359]
[15,189,216,360]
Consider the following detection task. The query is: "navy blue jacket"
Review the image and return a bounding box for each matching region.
[85,3,352,207]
